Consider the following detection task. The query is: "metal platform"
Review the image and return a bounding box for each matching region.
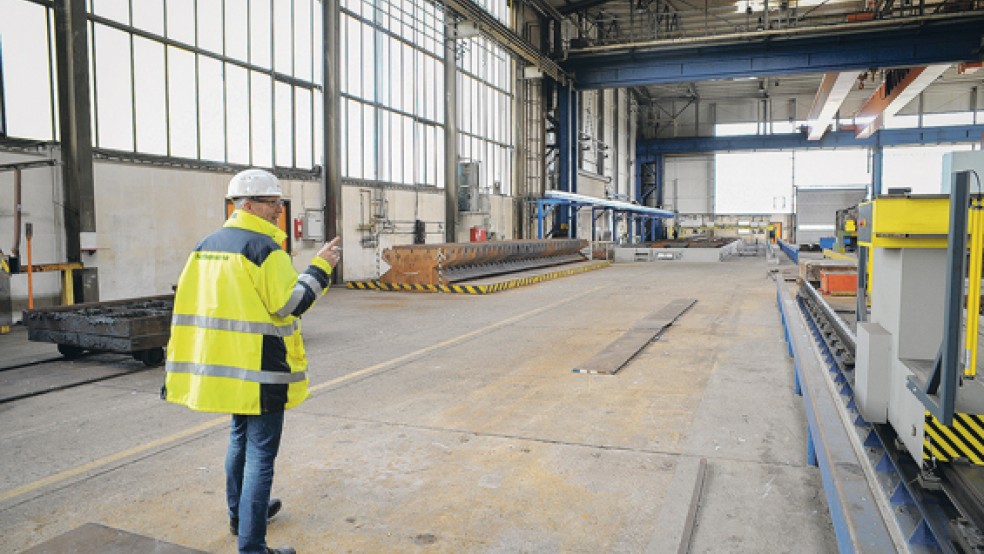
[21,523,205,554]
[348,259,610,294]
[23,295,173,366]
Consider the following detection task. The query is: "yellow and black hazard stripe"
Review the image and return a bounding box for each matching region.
[923,411,984,464]
[345,261,611,295]
[346,281,489,294]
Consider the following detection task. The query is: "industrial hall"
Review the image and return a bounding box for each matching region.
[2,0,984,552]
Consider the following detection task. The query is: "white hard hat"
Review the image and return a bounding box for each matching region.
[227,169,282,199]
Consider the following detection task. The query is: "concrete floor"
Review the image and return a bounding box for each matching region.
[0,258,836,553]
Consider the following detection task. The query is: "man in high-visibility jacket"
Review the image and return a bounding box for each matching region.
[163,168,341,554]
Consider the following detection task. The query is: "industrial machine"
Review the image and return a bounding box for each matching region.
[833,204,859,253]
[796,159,984,552]
[854,182,984,468]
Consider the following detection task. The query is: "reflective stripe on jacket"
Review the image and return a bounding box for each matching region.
[163,209,333,415]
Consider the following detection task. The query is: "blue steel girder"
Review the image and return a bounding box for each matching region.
[562,15,984,89]
[636,125,984,158]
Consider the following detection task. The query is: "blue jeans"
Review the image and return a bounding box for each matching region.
[226,411,285,554]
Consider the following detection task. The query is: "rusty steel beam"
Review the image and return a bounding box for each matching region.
[855,64,950,139]
[380,239,588,286]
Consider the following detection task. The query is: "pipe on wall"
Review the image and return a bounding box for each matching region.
[12,168,21,259]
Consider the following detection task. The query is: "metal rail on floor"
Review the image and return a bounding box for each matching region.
[794,281,961,553]
[778,240,799,263]
[776,277,899,552]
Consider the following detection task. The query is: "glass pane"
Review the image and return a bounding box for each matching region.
[379,110,391,182]
[313,90,323,167]
[225,0,249,61]
[250,71,273,166]
[313,2,322,86]
[92,0,129,24]
[94,24,134,150]
[249,0,272,67]
[363,104,375,179]
[225,65,250,164]
[295,87,312,169]
[198,56,225,161]
[274,81,293,166]
[402,113,413,184]
[273,0,291,73]
[293,0,312,81]
[133,37,167,155]
[167,46,198,158]
[197,0,223,54]
[344,98,363,178]
[361,20,374,98]
[166,0,196,45]
[132,0,164,34]
[0,1,54,140]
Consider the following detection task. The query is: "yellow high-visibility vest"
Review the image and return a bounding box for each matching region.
[164,209,333,415]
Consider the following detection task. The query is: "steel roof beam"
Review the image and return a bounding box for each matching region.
[636,124,984,157]
[807,72,858,140]
[561,14,984,89]
[854,64,950,139]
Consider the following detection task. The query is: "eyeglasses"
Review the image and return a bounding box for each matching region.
[251,198,284,206]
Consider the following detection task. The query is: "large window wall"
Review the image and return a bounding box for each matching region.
[457,32,513,195]
[3,0,518,189]
[0,0,324,171]
[339,0,514,193]
[339,0,444,187]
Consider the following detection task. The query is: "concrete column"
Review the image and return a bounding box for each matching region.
[322,0,343,279]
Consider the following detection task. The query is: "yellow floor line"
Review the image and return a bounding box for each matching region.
[0,284,608,504]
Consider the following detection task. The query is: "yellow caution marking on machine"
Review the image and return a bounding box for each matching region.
[345,261,610,294]
[953,415,984,453]
[923,412,984,464]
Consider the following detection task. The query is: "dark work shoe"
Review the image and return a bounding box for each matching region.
[229,497,285,535]
[264,548,296,554]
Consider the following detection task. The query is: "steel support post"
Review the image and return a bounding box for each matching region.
[557,83,573,236]
[323,0,343,279]
[53,0,96,266]
[871,142,884,196]
[444,20,459,243]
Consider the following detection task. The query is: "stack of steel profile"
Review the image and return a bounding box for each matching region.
[379,238,588,286]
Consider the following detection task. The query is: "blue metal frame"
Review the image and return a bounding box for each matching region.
[872,143,884,196]
[563,16,984,89]
[908,171,971,426]
[778,240,798,263]
[535,197,673,240]
[637,126,984,158]
[558,84,574,237]
[776,280,898,552]
[790,283,957,552]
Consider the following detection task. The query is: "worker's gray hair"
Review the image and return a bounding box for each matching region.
[232,198,247,209]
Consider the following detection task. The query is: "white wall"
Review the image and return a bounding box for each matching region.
[0,154,326,319]
[665,155,713,215]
